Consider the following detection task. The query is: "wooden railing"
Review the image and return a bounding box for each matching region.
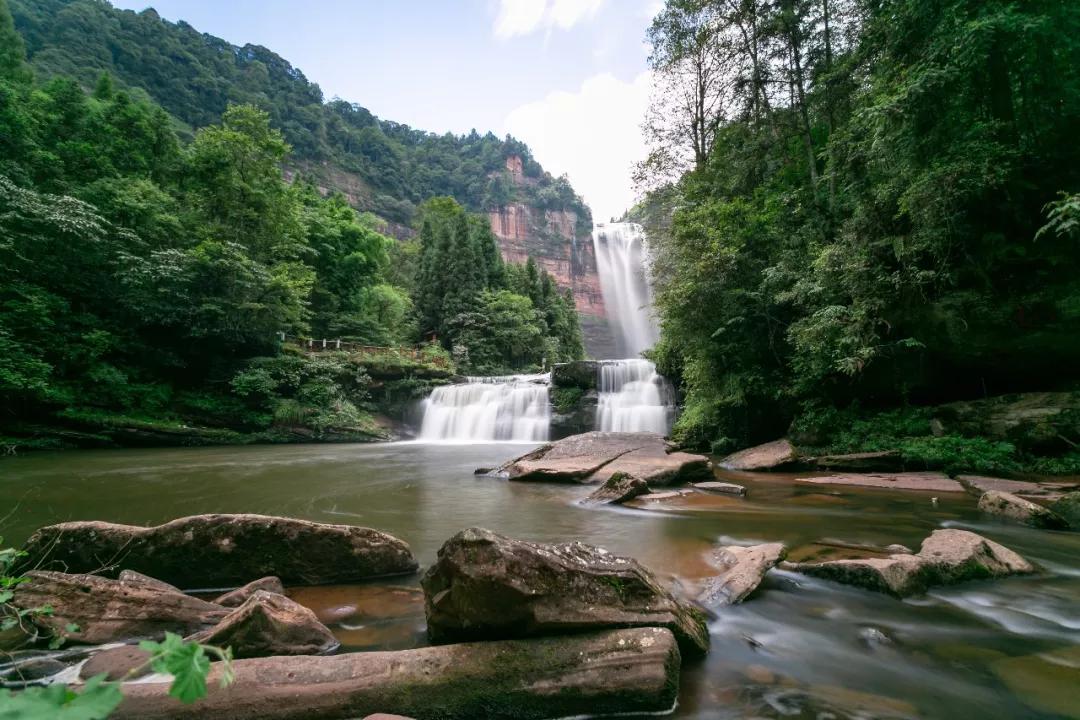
[285,336,450,368]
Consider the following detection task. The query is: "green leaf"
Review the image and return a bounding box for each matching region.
[0,590,12,603]
[0,675,122,720]
[141,632,211,704]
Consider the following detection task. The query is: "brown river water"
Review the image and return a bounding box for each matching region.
[1,442,1078,719]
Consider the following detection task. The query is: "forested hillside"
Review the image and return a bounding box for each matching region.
[642,0,1080,472]
[0,0,583,450]
[7,0,590,230]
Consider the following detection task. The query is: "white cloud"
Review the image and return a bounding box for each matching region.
[503,71,654,222]
[493,0,607,39]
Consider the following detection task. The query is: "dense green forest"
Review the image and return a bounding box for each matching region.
[7,0,591,230]
[0,0,583,449]
[642,0,1080,471]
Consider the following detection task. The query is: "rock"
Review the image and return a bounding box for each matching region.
[583,472,651,505]
[991,646,1080,719]
[494,431,710,487]
[957,475,1080,501]
[858,627,894,647]
[934,391,1080,452]
[214,577,285,608]
[80,645,154,681]
[720,439,798,471]
[19,514,418,588]
[421,528,709,657]
[978,490,1069,530]
[883,544,913,554]
[2,656,68,682]
[635,489,693,501]
[806,450,904,472]
[1049,491,1080,528]
[187,590,339,658]
[693,481,746,495]
[551,360,600,390]
[119,570,181,594]
[111,627,682,720]
[795,472,964,493]
[700,543,786,605]
[785,529,1035,597]
[364,716,415,720]
[12,571,226,644]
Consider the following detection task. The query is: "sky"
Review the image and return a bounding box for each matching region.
[109,0,663,221]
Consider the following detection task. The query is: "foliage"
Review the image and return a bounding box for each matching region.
[551,386,583,414]
[644,0,1080,462]
[0,674,122,720]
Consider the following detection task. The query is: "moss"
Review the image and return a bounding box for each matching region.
[551,386,583,413]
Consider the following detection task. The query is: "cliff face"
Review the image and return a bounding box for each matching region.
[488,157,615,357]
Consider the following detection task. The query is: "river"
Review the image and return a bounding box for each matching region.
[1,442,1078,719]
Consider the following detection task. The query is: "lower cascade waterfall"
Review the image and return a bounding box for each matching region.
[596,359,673,434]
[418,374,550,442]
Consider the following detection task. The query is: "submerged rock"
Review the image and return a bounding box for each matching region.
[12,571,226,644]
[111,627,682,720]
[19,514,418,588]
[421,527,709,656]
[187,590,339,658]
[583,471,651,505]
[700,543,786,605]
[978,490,1069,530]
[494,431,710,486]
[214,576,286,608]
[785,529,1035,597]
[720,439,799,471]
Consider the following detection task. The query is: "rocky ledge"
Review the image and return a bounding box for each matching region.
[19,514,419,588]
[490,431,711,487]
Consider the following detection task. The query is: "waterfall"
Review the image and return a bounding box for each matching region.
[592,223,659,358]
[596,359,673,434]
[418,374,550,442]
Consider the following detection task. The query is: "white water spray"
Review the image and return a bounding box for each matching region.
[596,359,673,434]
[592,223,659,358]
[417,374,550,442]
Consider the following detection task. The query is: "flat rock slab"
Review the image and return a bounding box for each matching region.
[494,431,710,487]
[807,450,904,472]
[700,543,786,605]
[111,627,681,720]
[720,439,798,471]
[13,571,226,645]
[958,475,1080,501]
[795,472,964,493]
[693,481,747,496]
[422,527,709,657]
[636,490,694,501]
[784,529,1035,597]
[977,491,1069,530]
[19,514,418,588]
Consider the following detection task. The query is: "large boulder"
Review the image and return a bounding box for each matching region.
[785,529,1035,597]
[12,571,226,644]
[111,627,681,720]
[719,439,798,471]
[421,528,709,656]
[700,543,786,606]
[494,431,710,486]
[19,514,418,588]
[1049,492,1080,529]
[978,491,1069,530]
[187,591,339,658]
[583,472,651,505]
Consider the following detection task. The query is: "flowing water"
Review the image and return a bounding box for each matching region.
[593,223,659,358]
[417,374,550,442]
[2,443,1077,719]
[596,359,674,434]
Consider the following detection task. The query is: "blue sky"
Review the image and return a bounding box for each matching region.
[110,0,662,220]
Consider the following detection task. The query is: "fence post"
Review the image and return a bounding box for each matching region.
[336,339,341,350]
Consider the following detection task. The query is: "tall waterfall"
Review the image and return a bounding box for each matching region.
[418,374,550,442]
[596,359,673,434]
[593,223,659,358]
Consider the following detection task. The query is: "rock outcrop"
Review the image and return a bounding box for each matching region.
[785,529,1035,597]
[19,514,418,588]
[958,475,1080,501]
[720,439,799,471]
[977,491,1069,530]
[933,391,1080,452]
[1049,492,1080,529]
[494,431,710,487]
[700,543,786,606]
[111,628,682,720]
[421,528,709,656]
[188,591,339,658]
[583,472,651,505]
[12,571,226,644]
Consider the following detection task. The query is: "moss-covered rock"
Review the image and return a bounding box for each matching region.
[1049,491,1080,529]
[978,490,1070,530]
